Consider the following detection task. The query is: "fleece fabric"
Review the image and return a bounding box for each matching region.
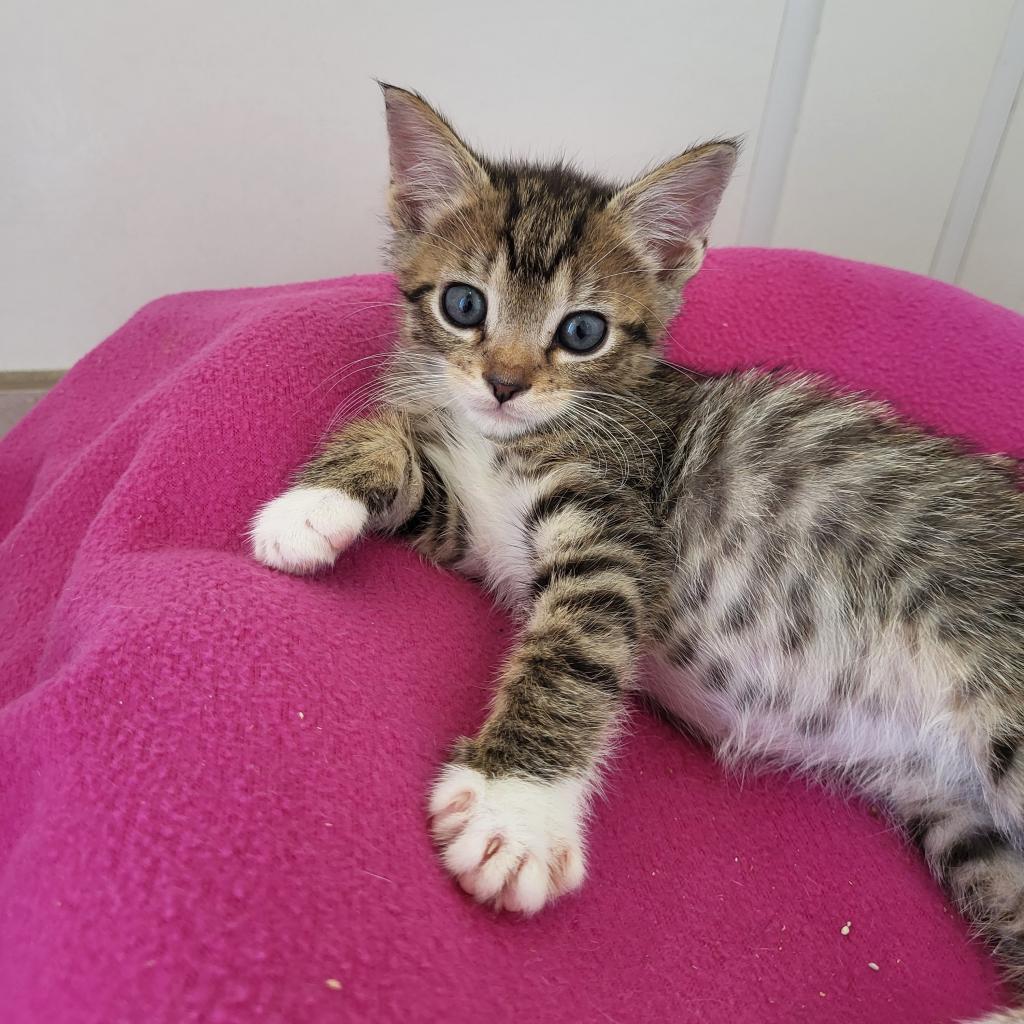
[1,248,1023,1024]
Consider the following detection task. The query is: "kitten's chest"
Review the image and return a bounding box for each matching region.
[422,427,542,605]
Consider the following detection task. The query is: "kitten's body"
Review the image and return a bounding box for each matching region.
[251,86,1024,1021]
[402,365,1020,819]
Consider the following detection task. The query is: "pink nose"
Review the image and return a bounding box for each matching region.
[485,374,530,405]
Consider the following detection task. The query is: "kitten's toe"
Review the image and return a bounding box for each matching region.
[492,853,546,913]
[549,842,586,893]
[250,486,367,574]
[428,763,586,914]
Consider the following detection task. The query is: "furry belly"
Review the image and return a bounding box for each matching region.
[638,648,972,790]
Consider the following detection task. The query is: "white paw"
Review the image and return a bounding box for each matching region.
[428,764,587,914]
[250,486,368,574]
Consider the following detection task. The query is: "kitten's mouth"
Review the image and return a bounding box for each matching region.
[446,372,562,437]
[485,402,524,421]
[455,394,539,437]
[477,401,531,428]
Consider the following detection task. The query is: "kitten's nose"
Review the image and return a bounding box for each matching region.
[485,373,530,405]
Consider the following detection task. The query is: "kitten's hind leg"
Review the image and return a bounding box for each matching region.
[898,792,1024,990]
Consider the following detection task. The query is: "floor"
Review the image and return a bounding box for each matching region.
[0,373,61,439]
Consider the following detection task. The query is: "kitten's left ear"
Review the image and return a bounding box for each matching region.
[611,140,738,278]
[378,82,487,231]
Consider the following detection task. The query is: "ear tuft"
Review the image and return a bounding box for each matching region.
[379,83,486,230]
[612,140,738,276]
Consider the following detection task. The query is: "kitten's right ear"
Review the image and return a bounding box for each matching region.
[378,83,486,231]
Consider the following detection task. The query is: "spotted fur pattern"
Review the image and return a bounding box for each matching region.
[251,86,1024,1020]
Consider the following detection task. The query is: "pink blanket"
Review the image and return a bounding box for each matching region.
[2,248,1023,1024]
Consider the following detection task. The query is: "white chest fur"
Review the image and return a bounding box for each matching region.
[422,422,543,607]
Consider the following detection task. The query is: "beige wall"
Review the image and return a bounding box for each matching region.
[1,0,1021,371]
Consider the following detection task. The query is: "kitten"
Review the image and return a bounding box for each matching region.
[251,85,1024,1020]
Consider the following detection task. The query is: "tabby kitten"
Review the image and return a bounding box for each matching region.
[251,85,1024,1019]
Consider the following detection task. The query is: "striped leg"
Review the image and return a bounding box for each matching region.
[429,481,656,913]
[903,795,1024,990]
[250,410,426,573]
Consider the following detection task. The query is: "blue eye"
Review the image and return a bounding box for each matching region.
[441,284,487,328]
[556,312,607,353]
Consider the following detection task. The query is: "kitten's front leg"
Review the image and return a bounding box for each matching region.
[430,493,652,913]
[251,410,422,573]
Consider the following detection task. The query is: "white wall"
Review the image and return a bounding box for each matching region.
[1,0,1021,371]
[771,0,1016,275]
[960,90,1024,312]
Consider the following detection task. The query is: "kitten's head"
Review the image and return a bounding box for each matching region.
[381,84,736,438]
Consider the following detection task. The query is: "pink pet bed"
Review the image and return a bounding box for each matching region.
[2,249,1023,1024]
